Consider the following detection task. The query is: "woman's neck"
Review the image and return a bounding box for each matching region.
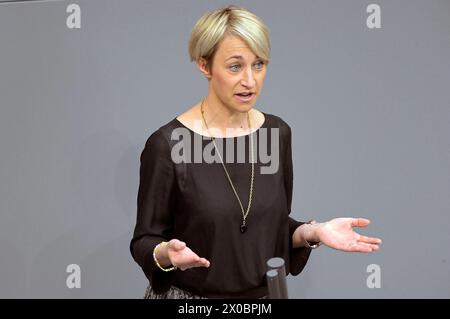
[201,95,252,134]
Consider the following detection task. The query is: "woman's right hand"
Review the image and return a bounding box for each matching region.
[159,239,210,271]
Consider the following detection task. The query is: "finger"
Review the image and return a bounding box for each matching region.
[185,257,210,269]
[191,261,210,268]
[199,258,211,268]
[361,242,380,251]
[351,218,370,228]
[168,239,186,251]
[175,257,200,271]
[174,256,199,271]
[348,241,377,253]
[347,241,369,252]
[358,235,382,245]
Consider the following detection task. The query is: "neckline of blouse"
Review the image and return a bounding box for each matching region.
[174,112,268,139]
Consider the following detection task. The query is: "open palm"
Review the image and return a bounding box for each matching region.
[316,218,382,252]
[166,240,210,271]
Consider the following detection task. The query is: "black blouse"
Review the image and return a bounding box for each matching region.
[130,112,312,298]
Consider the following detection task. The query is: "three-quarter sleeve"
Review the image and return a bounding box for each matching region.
[130,129,177,294]
[283,123,313,276]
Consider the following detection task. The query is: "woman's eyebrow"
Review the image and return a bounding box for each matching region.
[225,55,261,62]
[225,55,244,61]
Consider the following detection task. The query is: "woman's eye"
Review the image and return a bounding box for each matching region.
[254,61,264,70]
[229,61,264,72]
[230,64,241,72]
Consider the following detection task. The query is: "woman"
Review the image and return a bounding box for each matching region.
[130,5,382,299]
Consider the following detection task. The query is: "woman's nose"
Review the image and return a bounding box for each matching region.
[241,67,256,88]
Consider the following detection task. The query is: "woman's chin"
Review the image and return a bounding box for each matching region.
[232,104,254,113]
[231,97,257,111]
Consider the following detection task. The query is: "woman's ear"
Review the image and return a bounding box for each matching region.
[197,57,212,79]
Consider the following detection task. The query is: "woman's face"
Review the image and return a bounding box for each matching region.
[203,35,267,113]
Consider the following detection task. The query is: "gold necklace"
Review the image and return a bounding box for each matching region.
[200,98,254,233]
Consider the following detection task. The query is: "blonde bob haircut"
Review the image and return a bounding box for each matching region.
[188,5,271,71]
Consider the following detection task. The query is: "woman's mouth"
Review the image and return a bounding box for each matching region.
[234,92,255,103]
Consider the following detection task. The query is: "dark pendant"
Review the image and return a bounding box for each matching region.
[240,224,247,233]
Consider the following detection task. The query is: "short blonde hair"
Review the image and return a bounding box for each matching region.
[188,5,271,70]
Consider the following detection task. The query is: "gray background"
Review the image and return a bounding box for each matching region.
[0,0,449,298]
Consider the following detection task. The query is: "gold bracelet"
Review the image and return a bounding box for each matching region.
[153,241,177,272]
[304,220,322,249]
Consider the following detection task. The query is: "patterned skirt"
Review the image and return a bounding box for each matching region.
[143,284,207,299]
[143,284,267,299]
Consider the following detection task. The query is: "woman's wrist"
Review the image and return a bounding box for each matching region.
[306,221,322,243]
[154,242,175,269]
[293,221,323,248]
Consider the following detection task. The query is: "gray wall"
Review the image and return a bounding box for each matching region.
[0,0,449,298]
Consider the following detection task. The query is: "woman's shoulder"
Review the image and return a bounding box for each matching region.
[142,117,181,152]
[260,111,292,136]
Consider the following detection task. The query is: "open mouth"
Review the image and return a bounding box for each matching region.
[235,92,255,102]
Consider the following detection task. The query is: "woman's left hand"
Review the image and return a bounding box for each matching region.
[316,218,382,252]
